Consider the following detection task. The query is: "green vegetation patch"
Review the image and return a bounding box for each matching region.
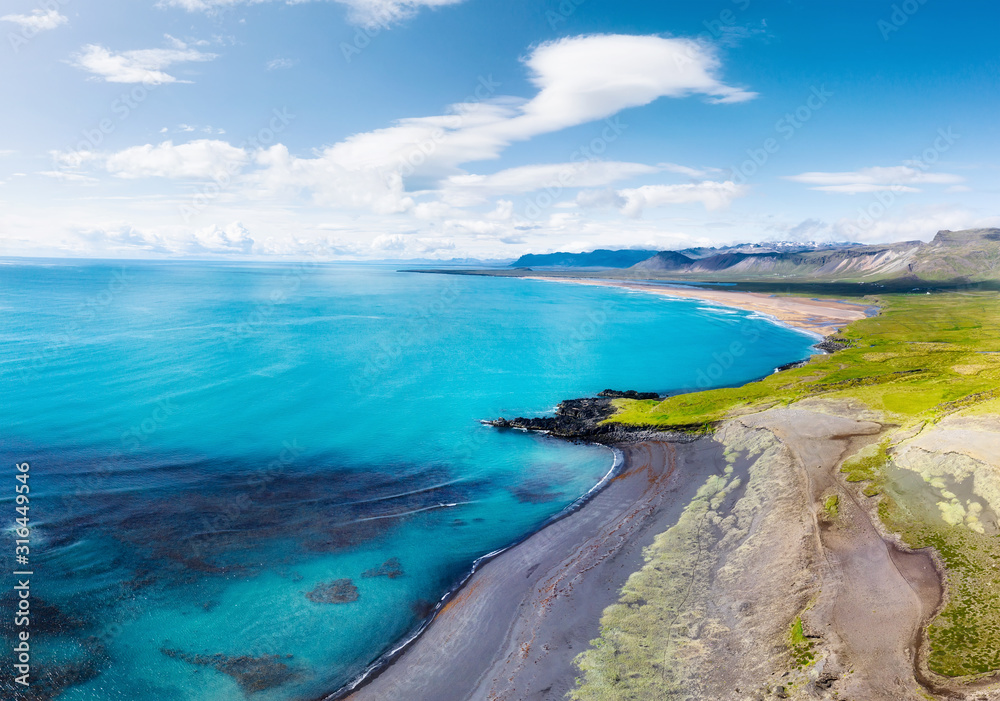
[609,293,1000,430]
[788,616,816,668]
[569,472,744,700]
[841,438,890,497]
[879,487,1000,677]
[822,494,839,519]
[607,292,1000,679]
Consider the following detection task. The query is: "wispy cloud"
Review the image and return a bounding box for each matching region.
[266,57,298,70]
[578,181,747,217]
[70,38,218,84]
[786,165,963,194]
[244,34,754,212]
[159,0,466,27]
[1,9,68,32]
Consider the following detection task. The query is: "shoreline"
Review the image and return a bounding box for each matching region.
[323,274,845,701]
[324,276,871,701]
[320,440,631,701]
[520,274,871,337]
[337,437,725,701]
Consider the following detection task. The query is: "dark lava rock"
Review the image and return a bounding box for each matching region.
[362,558,404,579]
[815,336,851,353]
[162,649,298,693]
[483,396,698,444]
[306,578,359,604]
[774,360,809,373]
[597,389,660,400]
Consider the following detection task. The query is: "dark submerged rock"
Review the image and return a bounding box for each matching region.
[306,578,359,604]
[162,648,298,693]
[362,558,404,579]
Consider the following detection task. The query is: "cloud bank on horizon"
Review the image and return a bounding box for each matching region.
[0,0,997,259]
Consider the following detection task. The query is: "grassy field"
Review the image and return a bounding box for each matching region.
[611,292,1000,429]
[605,291,1000,681]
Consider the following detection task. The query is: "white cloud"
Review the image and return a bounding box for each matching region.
[1,9,68,32]
[193,221,255,252]
[658,162,722,178]
[266,57,298,70]
[160,0,465,27]
[579,181,747,217]
[104,140,248,179]
[833,206,1000,243]
[371,233,407,250]
[243,34,752,212]
[786,165,963,194]
[38,170,99,184]
[440,161,658,205]
[70,39,218,84]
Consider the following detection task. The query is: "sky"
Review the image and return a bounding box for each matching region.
[1,0,998,260]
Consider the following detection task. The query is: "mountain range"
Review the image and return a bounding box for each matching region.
[510,229,1000,282]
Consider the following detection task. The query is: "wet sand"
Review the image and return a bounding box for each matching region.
[524,276,871,337]
[340,439,726,701]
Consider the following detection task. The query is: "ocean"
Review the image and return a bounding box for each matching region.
[0,261,817,700]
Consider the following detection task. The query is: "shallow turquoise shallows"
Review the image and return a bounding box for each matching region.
[0,261,816,700]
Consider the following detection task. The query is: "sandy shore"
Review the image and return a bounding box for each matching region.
[523,276,871,337]
[339,438,726,701]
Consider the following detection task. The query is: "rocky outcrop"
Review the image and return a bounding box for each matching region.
[483,395,698,443]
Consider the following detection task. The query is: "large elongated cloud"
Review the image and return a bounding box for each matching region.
[51,34,754,218]
[248,34,754,207]
[786,165,963,194]
[160,0,465,26]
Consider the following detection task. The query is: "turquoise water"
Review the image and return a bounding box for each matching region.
[0,261,816,700]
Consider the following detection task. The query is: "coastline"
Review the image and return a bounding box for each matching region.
[323,281,995,700]
[520,274,870,337]
[337,437,726,701]
[323,278,872,701]
[320,442,626,700]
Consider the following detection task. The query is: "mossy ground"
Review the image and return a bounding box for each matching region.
[606,292,1000,681]
[610,293,1000,429]
[789,616,816,668]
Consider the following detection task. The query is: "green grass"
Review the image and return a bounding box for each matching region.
[610,293,1000,429]
[822,494,839,519]
[789,616,816,668]
[604,292,1000,680]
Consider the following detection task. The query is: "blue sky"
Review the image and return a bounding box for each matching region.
[1,0,998,259]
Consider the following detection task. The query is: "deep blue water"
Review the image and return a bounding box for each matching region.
[0,261,816,700]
